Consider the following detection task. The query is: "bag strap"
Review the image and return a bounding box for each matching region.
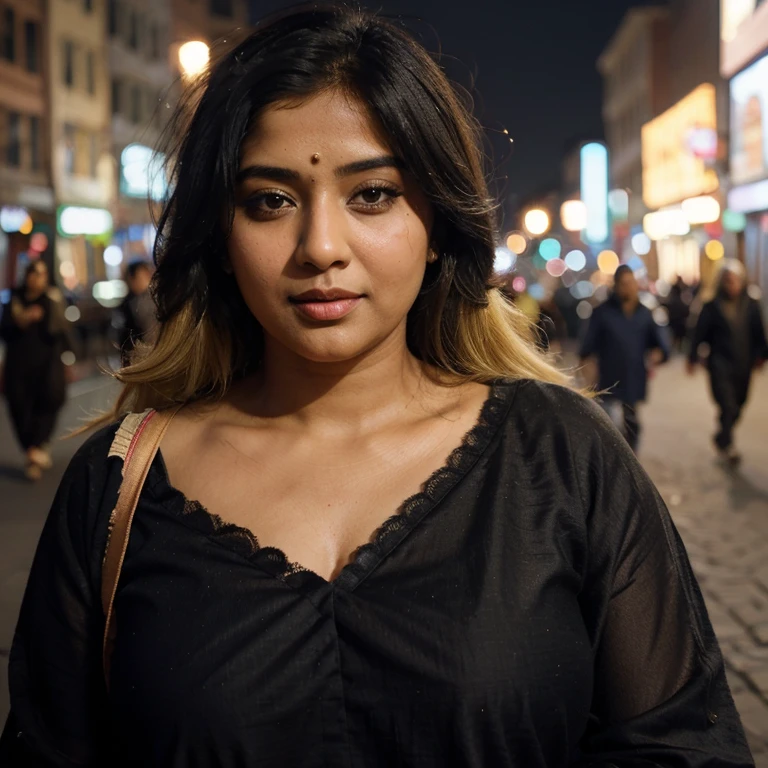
[101,406,181,685]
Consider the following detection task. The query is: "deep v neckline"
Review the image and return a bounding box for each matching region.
[154,381,515,592]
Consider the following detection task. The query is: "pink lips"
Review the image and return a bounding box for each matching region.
[289,289,364,322]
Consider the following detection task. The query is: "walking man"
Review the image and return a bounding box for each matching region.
[580,265,669,452]
[687,260,768,463]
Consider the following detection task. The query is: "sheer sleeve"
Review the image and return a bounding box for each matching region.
[0,427,121,767]
[570,399,754,766]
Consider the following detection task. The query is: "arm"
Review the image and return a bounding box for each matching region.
[749,300,768,363]
[573,409,753,766]
[688,303,714,366]
[647,312,671,365]
[0,430,119,766]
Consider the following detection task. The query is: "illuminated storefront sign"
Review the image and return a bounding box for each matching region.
[730,52,768,187]
[580,142,609,245]
[57,206,113,237]
[721,0,768,77]
[641,84,719,210]
[120,144,168,201]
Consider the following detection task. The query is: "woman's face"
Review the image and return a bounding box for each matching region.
[228,89,433,366]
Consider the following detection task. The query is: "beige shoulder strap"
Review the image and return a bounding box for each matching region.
[102,406,181,684]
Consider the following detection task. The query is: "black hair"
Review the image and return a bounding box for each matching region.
[126,260,152,280]
[614,264,634,282]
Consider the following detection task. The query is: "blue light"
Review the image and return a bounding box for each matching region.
[538,238,561,261]
[528,283,546,301]
[580,142,609,246]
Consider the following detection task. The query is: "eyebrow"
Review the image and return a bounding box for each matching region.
[236,155,403,184]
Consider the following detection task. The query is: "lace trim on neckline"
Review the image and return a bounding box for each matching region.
[166,381,515,587]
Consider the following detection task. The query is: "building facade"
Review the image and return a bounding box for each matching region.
[0,0,53,291]
[722,0,768,306]
[598,6,669,234]
[48,0,116,291]
[108,0,171,272]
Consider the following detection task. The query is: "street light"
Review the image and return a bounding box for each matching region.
[523,208,550,236]
[179,41,210,77]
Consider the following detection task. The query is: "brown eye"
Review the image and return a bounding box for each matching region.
[360,188,384,204]
[264,194,286,210]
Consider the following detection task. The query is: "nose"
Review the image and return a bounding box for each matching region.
[294,196,352,272]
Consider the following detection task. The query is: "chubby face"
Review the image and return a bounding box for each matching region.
[227,89,433,366]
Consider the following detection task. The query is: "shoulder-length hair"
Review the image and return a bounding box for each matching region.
[108,4,570,417]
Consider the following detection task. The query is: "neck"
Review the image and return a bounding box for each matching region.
[231,330,442,434]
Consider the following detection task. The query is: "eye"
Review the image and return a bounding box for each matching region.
[242,191,295,217]
[350,184,402,211]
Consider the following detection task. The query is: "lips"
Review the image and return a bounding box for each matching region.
[289,288,363,303]
[288,288,364,321]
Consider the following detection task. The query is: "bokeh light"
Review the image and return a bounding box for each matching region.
[681,195,720,225]
[538,238,561,261]
[528,283,546,301]
[494,246,516,273]
[524,208,550,236]
[564,249,587,271]
[631,232,652,256]
[705,240,725,261]
[19,216,33,235]
[64,305,81,322]
[560,200,587,232]
[570,281,595,300]
[506,232,527,255]
[652,307,670,326]
[511,276,527,293]
[103,245,124,267]
[179,41,210,76]
[608,189,629,220]
[597,249,620,275]
[722,209,747,233]
[29,232,48,252]
[532,253,546,270]
[59,260,76,279]
[576,301,593,320]
[545,258,567,277]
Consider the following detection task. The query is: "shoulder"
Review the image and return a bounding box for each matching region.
[502,379,635,475]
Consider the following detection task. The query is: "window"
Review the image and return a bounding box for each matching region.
[29,115,40,170]
[86,50,95,94]
[84,0,93,12]
[111,78,121,115]
[209,0,233,17]
[24,21,39,72]
[128,11,138,49]
[150,24,159,59]
[63,40,75,86]
[108,0,118,36]
[7,111,21,167]
[2,7,14,62]
[63,123,76,174]
[89,134,98,177]
[130,84,141,123]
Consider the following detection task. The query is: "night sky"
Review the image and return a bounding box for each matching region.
[247,1,661,213]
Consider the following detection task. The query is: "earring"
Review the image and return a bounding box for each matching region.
[427,249,439,264]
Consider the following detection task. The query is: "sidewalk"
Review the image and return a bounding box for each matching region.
[639,357,768,763]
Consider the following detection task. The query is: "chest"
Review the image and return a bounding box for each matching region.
[162,417,479,581]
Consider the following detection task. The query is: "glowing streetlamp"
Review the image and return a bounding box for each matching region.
[523,208,550,237]
[179,41,210,77]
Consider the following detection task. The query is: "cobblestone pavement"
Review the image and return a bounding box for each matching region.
[639,357,768,764]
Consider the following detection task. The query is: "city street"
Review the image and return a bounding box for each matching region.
[0,360,767,760]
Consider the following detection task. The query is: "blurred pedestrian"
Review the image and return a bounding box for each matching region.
[0,261,71,480]
[580,265,670,452]
[665,276,691,353]
[687,259,768,464]
[114,260,157,365]
[1,7,752,767]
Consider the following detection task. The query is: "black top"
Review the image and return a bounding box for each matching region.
[689,294,768,373]
[1,380,753,767]
[579,297,669,404]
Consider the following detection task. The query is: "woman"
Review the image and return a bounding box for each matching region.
[0,261,70,481]
[687,259,768,463]
[1,6,753,766]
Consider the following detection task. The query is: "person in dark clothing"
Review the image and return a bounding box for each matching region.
[0,7,753,766]
[114,260,157,365]
[580,265,670,452]
[687,259,768,463]
[665,276,692,352]
[0,261,71,481]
